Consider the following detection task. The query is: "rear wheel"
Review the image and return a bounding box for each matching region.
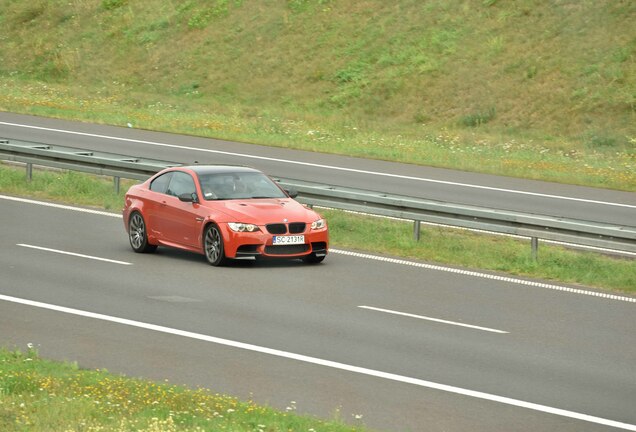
[204,224,227,266]
[128,212,157,253]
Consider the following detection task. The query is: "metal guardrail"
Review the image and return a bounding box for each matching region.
[0,138,180,193]
[280,178,636,256]
[2,138,635,256]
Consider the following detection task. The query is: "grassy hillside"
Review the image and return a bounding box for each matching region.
[0,0,634,189]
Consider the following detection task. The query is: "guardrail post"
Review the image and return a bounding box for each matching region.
[414,220,421,241]
[531,237,539,261]
[26,163,33,182]
[114,176,120,194]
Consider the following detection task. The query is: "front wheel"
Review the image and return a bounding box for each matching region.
[128,212,157,253]
[204,224,227,266]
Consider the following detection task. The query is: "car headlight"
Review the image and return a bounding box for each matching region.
[228,222,260,232]
[311,219,326,230]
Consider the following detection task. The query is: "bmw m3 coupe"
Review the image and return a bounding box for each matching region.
[123,165,328,265]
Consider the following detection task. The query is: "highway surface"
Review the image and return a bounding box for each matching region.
[1,195,635,431]
[1,112,635,228]
[1,113,636,431]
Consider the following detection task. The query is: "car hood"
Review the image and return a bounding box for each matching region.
[208,198,319,224]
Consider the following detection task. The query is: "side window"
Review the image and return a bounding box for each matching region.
[166,171,196,197]
[149,172,172,194]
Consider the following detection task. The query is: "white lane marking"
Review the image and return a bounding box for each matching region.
[319,206,636,257]
[332,249,636,303]
[2,194,635,303]
[17,244,132,266]
[2,121,634,209]
[0,294,634,431]
[0,194,121,217]
[359,305,508,334]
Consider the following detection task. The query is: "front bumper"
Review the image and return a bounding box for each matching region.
[219,224,329,259]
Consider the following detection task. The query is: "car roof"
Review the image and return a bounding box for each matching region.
[180,165,261,175]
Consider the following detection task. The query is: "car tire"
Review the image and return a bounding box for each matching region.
[302,253,325,264]
[204,223,227,266]
[128,212,157,253]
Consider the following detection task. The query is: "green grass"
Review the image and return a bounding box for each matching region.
[0,0,634,190]
[0,164,134,211]
[2,163,634,294]
[0,347,366,432]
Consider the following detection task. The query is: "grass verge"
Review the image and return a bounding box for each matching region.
[0,347,365,432]
[1,79,634,192]
[1,162,634,294]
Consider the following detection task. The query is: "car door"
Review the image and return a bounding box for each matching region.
[157,171,202,249]
[145,171,173,240]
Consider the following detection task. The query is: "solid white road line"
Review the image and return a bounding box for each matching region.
[0,293,634,431]
[331,249,636,304]
[2,120,635,209]
[2,194,635,303]
[0,194,121,217]
[17,244,132,265]
[359,305,508,334]
[320,206,636,257]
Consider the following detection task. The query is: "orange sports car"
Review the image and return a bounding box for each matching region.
[123,165,328,265]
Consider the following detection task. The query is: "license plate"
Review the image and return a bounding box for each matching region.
[272,235,305,245]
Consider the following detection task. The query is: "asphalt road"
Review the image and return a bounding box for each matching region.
[1,112,635,227]
[1,195,635,431]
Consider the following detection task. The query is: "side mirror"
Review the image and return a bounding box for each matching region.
[286,188,298,199]
[178,192,199,204]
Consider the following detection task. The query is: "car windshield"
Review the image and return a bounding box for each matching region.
[197,172,288,200]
